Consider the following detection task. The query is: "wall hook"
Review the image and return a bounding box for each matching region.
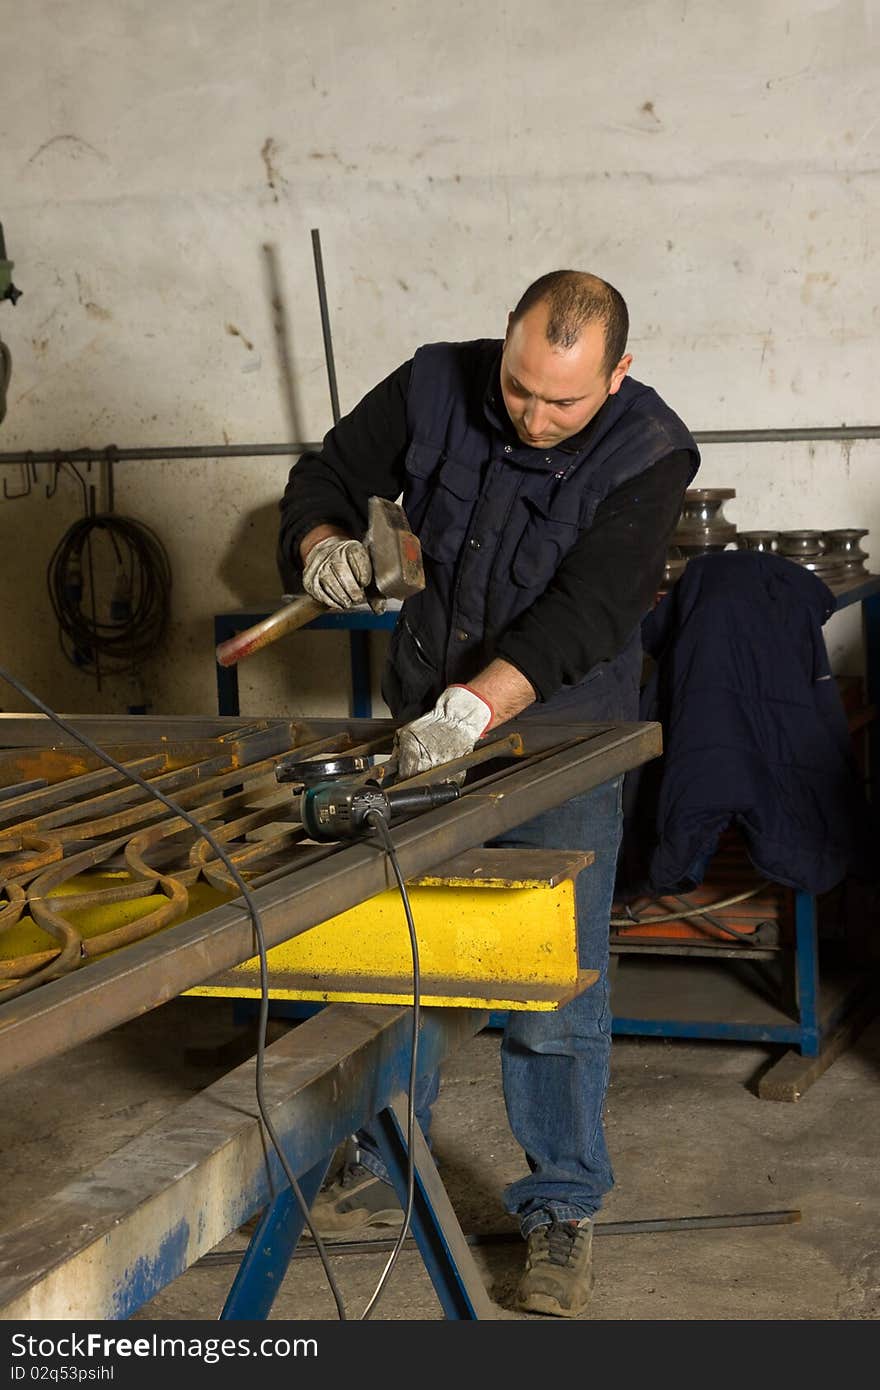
[45,453,65,499]
[3,459,32,500]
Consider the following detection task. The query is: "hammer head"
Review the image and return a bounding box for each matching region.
[366,496,425,600]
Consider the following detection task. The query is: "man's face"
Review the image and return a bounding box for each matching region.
[500,303,632,449]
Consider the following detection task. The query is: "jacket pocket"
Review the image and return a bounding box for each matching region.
[511,493,580,589]
[404,442,479,564]
[381,613,441,720]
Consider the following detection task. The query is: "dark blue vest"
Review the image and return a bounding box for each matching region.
[382,339,699,723]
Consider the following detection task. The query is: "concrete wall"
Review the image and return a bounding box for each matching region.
[0,0,877,719]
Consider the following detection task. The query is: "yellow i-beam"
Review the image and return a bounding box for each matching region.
[0,850,597,1013]
[188,848,597,1011]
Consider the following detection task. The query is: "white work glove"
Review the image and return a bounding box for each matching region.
[301,535,374,611]
[396,684,494,779]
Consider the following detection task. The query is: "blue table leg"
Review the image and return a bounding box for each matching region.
[371,1097,495,1319]
[349,630,372,718]
[219,1102,494,1320]
[794,890,821,1057]
[219,1156,332,1319]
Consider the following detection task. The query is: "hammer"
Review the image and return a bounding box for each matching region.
[215,496,425,667]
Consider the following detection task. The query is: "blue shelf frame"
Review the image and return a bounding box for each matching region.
[214,604,400,719]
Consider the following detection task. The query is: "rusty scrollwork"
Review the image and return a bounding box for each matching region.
[0,726,397,1001]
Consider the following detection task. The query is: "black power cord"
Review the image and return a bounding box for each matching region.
[47,514,171,682]
[359,809,421,1320]
[0,662,347,1320]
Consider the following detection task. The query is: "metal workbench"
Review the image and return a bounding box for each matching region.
[0,711,659,1318]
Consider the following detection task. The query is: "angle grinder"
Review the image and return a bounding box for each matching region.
[274,752,460,842]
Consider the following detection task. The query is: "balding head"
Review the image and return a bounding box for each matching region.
[500,272,632,449]
[509,271,629,379]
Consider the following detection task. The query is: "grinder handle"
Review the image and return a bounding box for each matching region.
[215,595,327,667]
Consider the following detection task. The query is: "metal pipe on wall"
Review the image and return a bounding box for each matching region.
[692,426,880,444]
[0,424,878,470]
[0,443,321,465]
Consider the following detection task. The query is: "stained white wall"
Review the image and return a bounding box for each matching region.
[0,0,877,718]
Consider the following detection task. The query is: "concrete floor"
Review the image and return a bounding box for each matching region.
[0,992,878,1322]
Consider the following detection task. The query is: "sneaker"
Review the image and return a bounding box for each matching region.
[516,1218,594,1318]
[308,1163,403,1236]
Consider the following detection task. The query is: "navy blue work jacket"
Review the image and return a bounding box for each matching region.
[384,340,698,722]
[621,551,873,896]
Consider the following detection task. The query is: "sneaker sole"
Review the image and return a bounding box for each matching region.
[517,1289,592,1318]
[516,1269,595,1319]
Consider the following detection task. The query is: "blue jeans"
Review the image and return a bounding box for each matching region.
[357,775,623,1236]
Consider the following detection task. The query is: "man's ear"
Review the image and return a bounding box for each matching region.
[503,310,514,345]
[608,353,633,396]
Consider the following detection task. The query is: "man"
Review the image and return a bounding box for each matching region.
[278,270,700,1317]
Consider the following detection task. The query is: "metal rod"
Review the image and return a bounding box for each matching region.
[692,426,880,443]
[311,228,341,424]
[0,444,321,466]
[2,424,879,470]
[592,1209,801,1235]
[195,1208,803,1265]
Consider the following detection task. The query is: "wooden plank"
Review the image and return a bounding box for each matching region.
[758,988,880,1102]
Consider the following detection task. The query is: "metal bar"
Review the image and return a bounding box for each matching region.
[692,426,880,444]
[793,890,821,1057]
[12,750,236,836]
[0,444,321,465]
[612,1017,805,1044]
[0,757,166,825]
[611,939,780,960]
[0,1003,486,1320]
[373,1097,496,1319]
[0,778,47,803]
[198,1208,803,1265]
[483,1209,803,1236]
[4,426,880,470]
[0,712,317,750]
[311,229,341,425]
[0,721,659,1081]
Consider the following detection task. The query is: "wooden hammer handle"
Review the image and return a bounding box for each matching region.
[215,596,327,667]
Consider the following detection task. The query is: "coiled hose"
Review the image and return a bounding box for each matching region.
[47,513,171,678]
